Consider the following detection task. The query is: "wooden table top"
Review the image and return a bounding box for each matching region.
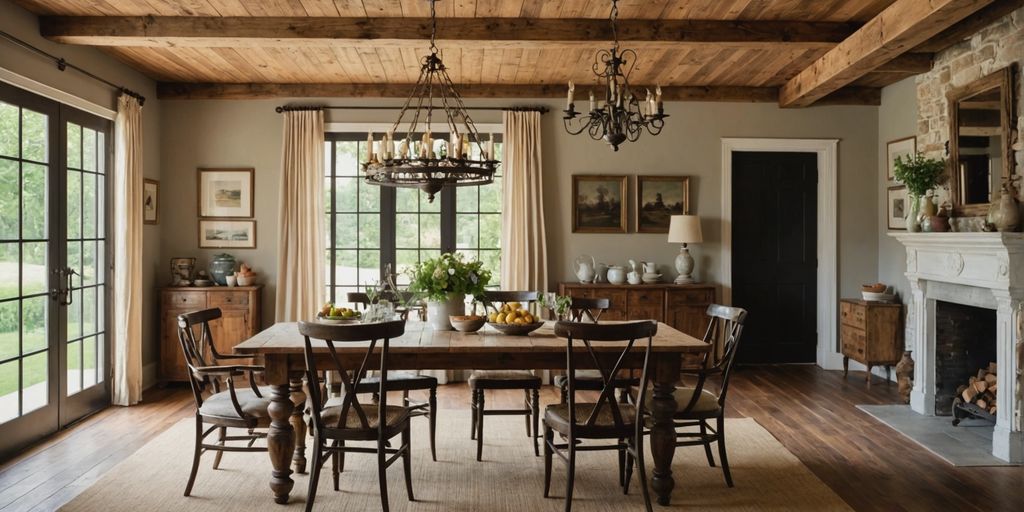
[235,320,709,355]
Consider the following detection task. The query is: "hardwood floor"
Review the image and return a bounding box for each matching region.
[1,366,1021,511]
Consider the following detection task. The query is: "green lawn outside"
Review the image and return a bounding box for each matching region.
[0,324,97,398]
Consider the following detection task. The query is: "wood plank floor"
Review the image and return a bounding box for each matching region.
[0,366,1022,511]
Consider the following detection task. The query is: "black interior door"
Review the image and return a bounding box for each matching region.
[732,151,817,364]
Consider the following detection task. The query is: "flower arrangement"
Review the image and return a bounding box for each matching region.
[538,293,573,320]
[894,154,946,198]
[407,252,492,302]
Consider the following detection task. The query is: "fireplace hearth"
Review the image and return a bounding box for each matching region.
[934,301,997,415]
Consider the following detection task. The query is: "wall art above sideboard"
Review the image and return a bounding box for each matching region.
[572,173,692,234]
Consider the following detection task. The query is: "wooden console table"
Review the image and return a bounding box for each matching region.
[839,299,903,385]
[558,282,716,341]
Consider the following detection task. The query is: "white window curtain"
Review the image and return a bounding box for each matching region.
[112,94,143,406]
[500,110,548,293]
[275,110,326,322]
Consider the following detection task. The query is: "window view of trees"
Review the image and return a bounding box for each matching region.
[324,134,502,303]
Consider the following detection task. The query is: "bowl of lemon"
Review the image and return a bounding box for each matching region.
[316,303,361,324]
[486,301,544,336]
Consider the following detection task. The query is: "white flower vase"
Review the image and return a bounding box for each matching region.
[906,194,922,233]
[426,293,465,331]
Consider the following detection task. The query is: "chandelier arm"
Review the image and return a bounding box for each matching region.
[441,69,488,152]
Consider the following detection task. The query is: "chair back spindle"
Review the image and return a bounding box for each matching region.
[569,297,610,323]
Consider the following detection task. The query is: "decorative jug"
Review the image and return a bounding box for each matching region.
[593,262,609,283]
[642,261,657,274]
[994,181,1020,232]
[574,255,595,283]
[606,265,626,284]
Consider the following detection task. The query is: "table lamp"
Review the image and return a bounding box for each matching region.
[667,215,702,284]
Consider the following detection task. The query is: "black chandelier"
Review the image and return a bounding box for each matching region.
[362,0,497,202]
[562,0,667,151]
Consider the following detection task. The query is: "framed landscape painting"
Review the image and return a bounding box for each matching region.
[886,136,916,181]
[887,186,907,230]
[143,178,159,224]
[198,168,254,218]
[198,219,257,248]
[572,175,627,233]
[636,175,690,233]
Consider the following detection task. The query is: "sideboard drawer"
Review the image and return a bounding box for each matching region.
[165,291,206,309]
[210,291,250,308]
[840,301,866,330]
[627,289,663,305]
[841,324,866,357]
[667,289,714,305]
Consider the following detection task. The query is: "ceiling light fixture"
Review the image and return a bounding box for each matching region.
[562,0,668,151]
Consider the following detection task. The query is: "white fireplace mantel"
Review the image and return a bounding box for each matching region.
[890,232,1024,462]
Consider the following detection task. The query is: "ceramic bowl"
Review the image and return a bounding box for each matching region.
[487,321,544,336]
[450,315,486,332]
[861,291,896,302]
[236,274,256,286]
[193,279,212,287]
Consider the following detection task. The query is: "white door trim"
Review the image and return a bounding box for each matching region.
[720,138,841,369]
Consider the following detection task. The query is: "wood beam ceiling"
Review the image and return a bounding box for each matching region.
[38,16,865,49]
[155,82,881,105]
[778,0,994,107]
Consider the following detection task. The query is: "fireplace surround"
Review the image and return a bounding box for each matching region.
[891,232,1023,462]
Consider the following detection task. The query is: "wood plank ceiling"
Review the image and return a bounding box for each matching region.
[10,0,1017,105]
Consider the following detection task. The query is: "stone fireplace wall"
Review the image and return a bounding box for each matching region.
[915,7,1023,229]
[934,301,997,415]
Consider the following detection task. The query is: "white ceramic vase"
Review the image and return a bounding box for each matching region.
[427,293,465,331]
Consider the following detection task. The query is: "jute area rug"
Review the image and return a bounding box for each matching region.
[61,412,851,511]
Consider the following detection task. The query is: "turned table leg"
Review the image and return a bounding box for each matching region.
[649,357,681,506]
[290,377,308,474]
[267,383,296,504]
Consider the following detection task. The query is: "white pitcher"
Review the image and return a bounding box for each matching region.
[574,255,595,283]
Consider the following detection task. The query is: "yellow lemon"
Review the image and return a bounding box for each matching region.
[488,312,498,322]
[523,313,534,323]
[509,301,521,310]
[495,313,506,324]
[513,317,526,325]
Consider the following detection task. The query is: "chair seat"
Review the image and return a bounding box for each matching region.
[644,387,721,416]
[199,388,272,422]
[469,370,542,390]
[355,372,438,392]
[320,402,410,434]
[554,370,641,389]
[544,403,637,438]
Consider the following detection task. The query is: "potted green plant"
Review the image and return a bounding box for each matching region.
[893,154,946,232]
[407,252,492,330]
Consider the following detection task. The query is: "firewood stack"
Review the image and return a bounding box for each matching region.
[954,362,998,416]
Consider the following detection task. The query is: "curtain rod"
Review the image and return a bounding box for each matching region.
[0,29,146,105]
[275,105,548,114]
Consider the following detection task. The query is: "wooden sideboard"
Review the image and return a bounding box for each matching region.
[839,299,903,386]
[160,285,263,382]
[557,282,716,341]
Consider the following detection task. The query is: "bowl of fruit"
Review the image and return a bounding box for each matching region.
[486,302,544,336]
[316,303,362,324]
[450,315,486,333]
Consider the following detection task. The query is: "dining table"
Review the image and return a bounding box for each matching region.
[233,318,710,507]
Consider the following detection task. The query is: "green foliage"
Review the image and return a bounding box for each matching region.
[538,293,572,319]
[894,154,946,197]
[406,252,491,301]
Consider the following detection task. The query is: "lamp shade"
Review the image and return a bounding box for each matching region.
[667,215,703,244]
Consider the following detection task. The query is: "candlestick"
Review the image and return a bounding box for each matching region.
[655,84,663,111]
[366,131,373,161]
[588,90,595,112]
[399,137,409,159]
[487,133,495,160]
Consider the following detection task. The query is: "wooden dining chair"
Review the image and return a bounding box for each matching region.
[176,308,269,497]
[643,304,747,488]
[544,320,657,512]
[344,292,439,461]
[469,290,543,459]
[299,319,414,512]
[555,297,638,404]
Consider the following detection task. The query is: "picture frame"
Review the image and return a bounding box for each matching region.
[886,136,916,181]
[572,175,628,233]
[143,178,159,224]
[635,175,690,233]
[887,186,908,231]
[169,257,195,286]
[198,168,254,218]
[198,219,257,249]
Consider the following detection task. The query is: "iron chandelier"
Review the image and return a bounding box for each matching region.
[563,0,668,151]
[361,0,497,202]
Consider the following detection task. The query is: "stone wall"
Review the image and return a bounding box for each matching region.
[915,7,1023,218]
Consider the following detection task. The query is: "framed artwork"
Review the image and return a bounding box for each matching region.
[572,175,627,233]
[635,175,690,233]
[198,168,254,218]
[886,136,916,181]
[143,178,159,224]
[887,186,907,230]
[169,257,195,285]
[198,219,257,248]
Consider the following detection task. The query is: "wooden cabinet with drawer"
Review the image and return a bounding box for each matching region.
[160,286,263,382]
[839,299,903,386]
[558,283,716,340]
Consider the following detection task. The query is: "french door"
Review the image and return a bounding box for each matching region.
[0,82,111,459]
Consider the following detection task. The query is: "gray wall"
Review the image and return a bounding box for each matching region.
[0,1,163,385]
[160,97,881,324]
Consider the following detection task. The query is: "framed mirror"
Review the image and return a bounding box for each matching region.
[948,65,1016,217]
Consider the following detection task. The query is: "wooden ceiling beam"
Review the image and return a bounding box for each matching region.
[778,0,994,108]
[155,82,880,105]
[40,16,862,49]
[914,0,1024,53]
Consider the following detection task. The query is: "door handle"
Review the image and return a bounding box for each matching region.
[64,268,78,306]
[50,267,78,306]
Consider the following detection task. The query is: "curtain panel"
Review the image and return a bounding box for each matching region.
[500,110,548,293]
[275,110,326,322]
[112,94,143,406]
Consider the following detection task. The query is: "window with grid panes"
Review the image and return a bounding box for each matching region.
[323,133,502,304]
